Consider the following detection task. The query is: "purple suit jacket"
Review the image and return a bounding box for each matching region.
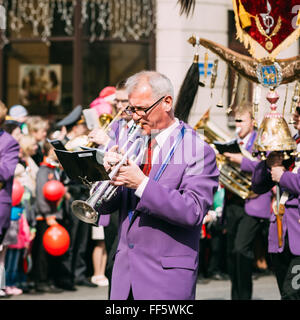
[0,131,20,236]
[252,160,300,255]
[97,121,219,300]
[240,131,272,219]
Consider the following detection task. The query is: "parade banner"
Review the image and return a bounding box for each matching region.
[232,0,300,58]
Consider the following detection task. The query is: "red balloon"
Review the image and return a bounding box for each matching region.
[43,180,65,201]
[43,224,70,256]
[12,179,24,206]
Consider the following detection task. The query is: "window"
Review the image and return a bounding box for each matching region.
[0,0,155,118]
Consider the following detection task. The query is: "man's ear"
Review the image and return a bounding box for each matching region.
[163,95,173,112]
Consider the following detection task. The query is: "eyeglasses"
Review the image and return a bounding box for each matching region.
[125,96,165,116]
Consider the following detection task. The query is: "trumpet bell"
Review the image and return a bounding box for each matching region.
[99,113,113,128]
[71,200,99,225]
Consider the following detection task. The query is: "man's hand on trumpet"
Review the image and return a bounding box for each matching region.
[103,145,146,189]
[111,159,145,189]
[103,145,123,171]
[88,128,110,146]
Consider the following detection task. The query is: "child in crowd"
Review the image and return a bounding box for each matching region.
[26,116,48,166]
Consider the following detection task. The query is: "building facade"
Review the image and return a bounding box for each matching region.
[0,0,299,133]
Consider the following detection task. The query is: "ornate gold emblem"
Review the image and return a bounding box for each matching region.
[265,41,273,51]
[255,15,282,49]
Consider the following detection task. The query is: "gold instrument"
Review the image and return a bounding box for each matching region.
[64,109,124,151]
[99,113,113,128]
[194,109,255,199]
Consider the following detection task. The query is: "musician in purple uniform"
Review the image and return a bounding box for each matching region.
[97,71,219,300]
[88,79,133,150]
[252,108,300,300]
[223,102,272,300]
[0,101,20,297]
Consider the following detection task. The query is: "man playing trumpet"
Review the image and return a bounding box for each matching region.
[97,70,219,300]
[88,80,133,149]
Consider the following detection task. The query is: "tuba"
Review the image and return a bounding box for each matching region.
[194,109,255,199]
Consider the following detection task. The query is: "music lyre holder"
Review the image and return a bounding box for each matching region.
[54,148,109,185]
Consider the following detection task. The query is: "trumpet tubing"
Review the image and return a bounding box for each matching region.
[71,124,146,225]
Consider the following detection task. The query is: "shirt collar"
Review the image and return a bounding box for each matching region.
[152,118,180,149]
[237,131,252,146]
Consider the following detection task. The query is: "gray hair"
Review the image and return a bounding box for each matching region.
[125,70,174,100]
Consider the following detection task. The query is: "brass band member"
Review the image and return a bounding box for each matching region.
[96,70,219,300]
[223,102,272,300]
[252,108,300,300]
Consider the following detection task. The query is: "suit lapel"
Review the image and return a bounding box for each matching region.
[127,122,184,231]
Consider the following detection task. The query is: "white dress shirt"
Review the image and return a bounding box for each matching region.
[237,132,251,148]
[135,118,180,198]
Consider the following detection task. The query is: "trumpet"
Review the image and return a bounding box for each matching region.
[64,109,125,151]
[71,123,146,225]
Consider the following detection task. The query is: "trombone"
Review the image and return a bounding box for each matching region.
[64,108,125,151]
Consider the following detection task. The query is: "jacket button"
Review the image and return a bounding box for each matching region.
[128,243,134,249]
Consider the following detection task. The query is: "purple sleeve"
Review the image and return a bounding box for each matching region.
[98,214,111,227]
[279,171,300,196]
[96,186,122,215]
[137,145,219,228]
[240,157,259,173]
[0,139,19,181]
[251,160,275,194]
